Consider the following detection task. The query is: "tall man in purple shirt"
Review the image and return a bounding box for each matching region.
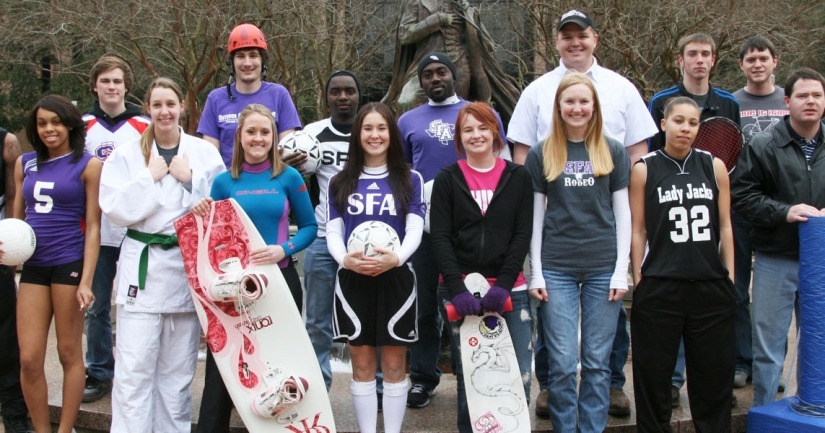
[198,23,303,168]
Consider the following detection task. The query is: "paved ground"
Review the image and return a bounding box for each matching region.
[2,317,796,432]
[1,265,799,432]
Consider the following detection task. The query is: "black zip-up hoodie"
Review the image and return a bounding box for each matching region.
[430,160,533,299]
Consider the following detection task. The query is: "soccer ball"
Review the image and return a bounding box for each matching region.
[347,221,400,258]
[0,219,36,266]
[423,180,433,233]
[278,131,322,176]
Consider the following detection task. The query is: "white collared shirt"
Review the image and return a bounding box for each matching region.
[508,58,658,148]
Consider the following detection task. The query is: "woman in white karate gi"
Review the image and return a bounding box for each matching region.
[99,77,225,432]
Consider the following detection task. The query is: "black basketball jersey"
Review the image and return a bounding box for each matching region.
[640,149,728,280]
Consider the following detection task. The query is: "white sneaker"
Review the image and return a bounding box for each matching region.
[733,370,749,388]
[208,269,268,303]
[251,368,309,422]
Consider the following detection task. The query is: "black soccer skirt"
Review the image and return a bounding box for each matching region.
[333,262,418,347]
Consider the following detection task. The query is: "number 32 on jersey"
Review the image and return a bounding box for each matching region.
[669,205,710,243]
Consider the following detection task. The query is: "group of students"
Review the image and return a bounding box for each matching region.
[2,12,823,433]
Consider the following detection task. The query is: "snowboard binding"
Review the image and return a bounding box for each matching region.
[250,368,309,423]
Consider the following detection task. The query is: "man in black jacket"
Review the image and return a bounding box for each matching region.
[731,68,825,407]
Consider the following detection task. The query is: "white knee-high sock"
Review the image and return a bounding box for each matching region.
[351,379,377,433]
[382,379,409,433]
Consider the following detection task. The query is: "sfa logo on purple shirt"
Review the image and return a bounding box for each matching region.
[347,182,398,216]
[425,119,455,145]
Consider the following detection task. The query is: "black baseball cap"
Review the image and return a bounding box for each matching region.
[556,9,596,32]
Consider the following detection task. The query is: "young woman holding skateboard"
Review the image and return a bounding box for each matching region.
[429,101,534,433]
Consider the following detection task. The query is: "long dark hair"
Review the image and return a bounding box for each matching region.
[25,95,86,164]
[331,102,412,216]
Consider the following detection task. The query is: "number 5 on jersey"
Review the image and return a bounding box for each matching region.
[34,181,55,213]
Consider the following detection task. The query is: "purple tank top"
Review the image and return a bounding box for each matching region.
[22,151,93,266]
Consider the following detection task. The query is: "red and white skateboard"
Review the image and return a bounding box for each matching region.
[453,273,529,433]
[175,199,335,432]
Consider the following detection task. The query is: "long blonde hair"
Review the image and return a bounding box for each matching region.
[542,72,614,181]
[139,77,184,165]
[230,104,286,179]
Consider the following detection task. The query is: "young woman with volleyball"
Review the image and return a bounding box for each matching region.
[326,102,424,433]
[190,103,318,430]
[630,96,735,433]
[11,95,101,433]
[429,102,533,433]
[524,72,632,433]
[98,78,225,432]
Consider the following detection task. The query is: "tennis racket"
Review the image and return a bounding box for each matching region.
[692,117,744,173]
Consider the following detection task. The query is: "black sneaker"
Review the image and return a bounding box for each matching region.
[83,376,112,403]
[3,416,33,433]
[377,391,383,412]
[406,383,437,408]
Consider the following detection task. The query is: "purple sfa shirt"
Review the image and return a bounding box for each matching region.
[197,81,302,167]
[328,169,425,253]
[21,151,93,266]
[397,98,507,182]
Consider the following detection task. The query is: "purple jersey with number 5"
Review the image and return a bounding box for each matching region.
[22,151,92,266]
[327,169,425,254]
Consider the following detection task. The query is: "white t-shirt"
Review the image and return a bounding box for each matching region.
[508,59,658,148]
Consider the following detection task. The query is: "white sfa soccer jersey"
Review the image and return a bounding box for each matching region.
[327,169,425,257]
[304,118,350,236]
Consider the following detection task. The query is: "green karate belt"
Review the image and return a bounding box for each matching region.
[126,229,179,290]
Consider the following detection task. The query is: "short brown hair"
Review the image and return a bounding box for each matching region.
[89,55,134,94]
[785,68,825,98]
[678,33,716,57]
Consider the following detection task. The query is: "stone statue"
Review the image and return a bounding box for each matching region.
[382,0,520,122]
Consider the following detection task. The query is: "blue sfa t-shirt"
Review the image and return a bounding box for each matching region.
[198,82,302,167]
[327,168,425,253]
[525,136,630,273]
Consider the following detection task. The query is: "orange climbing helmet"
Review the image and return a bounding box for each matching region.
[228,24,267,53]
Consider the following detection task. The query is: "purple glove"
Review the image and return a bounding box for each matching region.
[451,291,481,317]
[480,285,509,314]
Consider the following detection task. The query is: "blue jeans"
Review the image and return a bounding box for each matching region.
[408,233,443,391]
[441,287,533,433]
[541,270,619,433]
[85,245,119,382]
[608,306,629,389]
[303,237,338,390]
[672,340,686,388]
[731,210,754,375]
[751,251,798,407]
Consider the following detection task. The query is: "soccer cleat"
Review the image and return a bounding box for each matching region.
[207,268,268,303]
[251,368,309,422]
